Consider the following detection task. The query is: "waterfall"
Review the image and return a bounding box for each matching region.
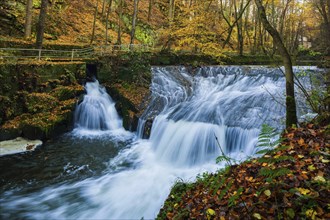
[0,66,323,220]
[74,80,122,131]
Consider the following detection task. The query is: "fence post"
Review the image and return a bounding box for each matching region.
[38,49,42,61]
[71,49,75,61]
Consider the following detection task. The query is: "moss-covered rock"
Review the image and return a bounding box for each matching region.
[105,83,149,131]
[51,84,84,101]
[0,62,85,141]
[25,93,59,114]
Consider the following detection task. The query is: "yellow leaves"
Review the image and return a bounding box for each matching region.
[296,187,311,195]
[246,176,254,182]
[264,189,271,197]
[206,208,215,220]
[298,155,304,159]
[321,158,329,163]
[313,175,326,182]
[305,209,317,220]
[253,213,262,219]
[308,165,316,171]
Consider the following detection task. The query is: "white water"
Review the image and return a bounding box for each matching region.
[74,80,122,131]
[0,66,322,219]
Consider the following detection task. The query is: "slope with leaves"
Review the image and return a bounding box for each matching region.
[158,124,330,219]
[0,0,166,46]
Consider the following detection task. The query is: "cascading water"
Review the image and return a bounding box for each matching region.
[73,80,123,135]
[0,66,323,219]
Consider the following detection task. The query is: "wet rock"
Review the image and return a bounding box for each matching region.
[0,137,42,157]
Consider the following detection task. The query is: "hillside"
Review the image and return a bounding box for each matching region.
[0,0,167,47]
[158,124,330,219]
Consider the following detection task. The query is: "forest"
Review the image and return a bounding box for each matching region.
[1,0,329,57]
[0,0,329,220]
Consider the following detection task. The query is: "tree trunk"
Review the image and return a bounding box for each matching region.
[130,0,139,49]
[148,0,153,21]
[117,0,123,45]
[252,4,257,54]
[169,0,175,20]
[36,0,48,49]
[90,0,99,45]
[24,0,33,39]
[105,0,113,45]
[318,0,330,55]
[101,0,106,17]
[255,0,297,127]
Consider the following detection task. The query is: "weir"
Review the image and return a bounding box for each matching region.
[0,66,323,219]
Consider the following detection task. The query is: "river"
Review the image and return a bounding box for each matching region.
[0,66,323,219]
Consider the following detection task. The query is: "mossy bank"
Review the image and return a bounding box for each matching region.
[0,62,85,141]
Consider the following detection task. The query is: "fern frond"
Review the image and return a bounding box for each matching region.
[258,167,291,179]
[256,124,280,155]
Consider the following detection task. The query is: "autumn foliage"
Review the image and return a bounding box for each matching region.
[158,124,330,219]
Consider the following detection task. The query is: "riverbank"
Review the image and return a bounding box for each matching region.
[157,124,330,219]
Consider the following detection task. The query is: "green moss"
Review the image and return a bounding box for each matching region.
[25,93,59,114]
[51,85,84,101]
[286,95,298,128]
[0,62,84,140]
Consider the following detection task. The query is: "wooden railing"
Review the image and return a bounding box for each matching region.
[0,44,154,61]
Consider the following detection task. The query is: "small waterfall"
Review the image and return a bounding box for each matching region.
[74,80,122,131]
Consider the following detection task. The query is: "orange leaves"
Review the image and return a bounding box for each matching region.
[158,125,330,219]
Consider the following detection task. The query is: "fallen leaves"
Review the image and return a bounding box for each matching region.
[158,124,330,219]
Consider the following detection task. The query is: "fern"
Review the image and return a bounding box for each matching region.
[256,124,281,155]
[258,167,291,182]
[211,176,227,196]
[218,180,233,201]
[257,155,295,164]
[228,187,244,207]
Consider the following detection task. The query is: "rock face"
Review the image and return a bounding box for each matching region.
[98,54,152,132]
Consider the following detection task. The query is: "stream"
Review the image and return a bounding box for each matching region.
[0,66,324,219]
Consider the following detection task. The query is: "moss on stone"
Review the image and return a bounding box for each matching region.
[0,62,85,141]
[25,93,59,114]
[51,84,84,101]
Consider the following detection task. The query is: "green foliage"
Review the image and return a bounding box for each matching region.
[216,154,236,165]
[256,124,292,182]
[228,187,244,207]
[258,167,291,182]
[256,124,281,154]
[117,52,152,86]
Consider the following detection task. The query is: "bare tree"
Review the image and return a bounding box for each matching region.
[90,0,99,45]
[105,0,113,44]
[148,0,154,21]
[169,0,175,20]
[315,0,330,55]
[116,0,123,45]
[255,0,297,127]
[24,0,33,39]
[130,0,139,49]
[101,0,107,17]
